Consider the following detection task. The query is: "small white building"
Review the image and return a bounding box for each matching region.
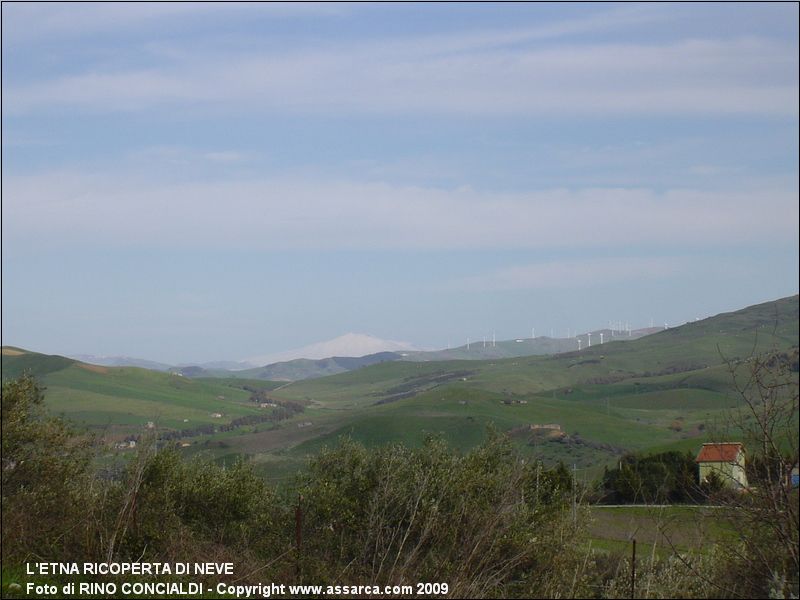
[696,442,747,490]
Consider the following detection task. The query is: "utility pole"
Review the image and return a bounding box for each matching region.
[295,494,304,579]
[572,463,577,524]
[630,538,636,599]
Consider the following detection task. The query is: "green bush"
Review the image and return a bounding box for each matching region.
[104,446,284,563]
[295,432,591,597]
[599,451,701,504]
[1,375,93,562]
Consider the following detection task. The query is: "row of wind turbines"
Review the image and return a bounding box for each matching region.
[454,319,671,353]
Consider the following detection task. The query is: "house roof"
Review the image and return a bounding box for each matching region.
[695,442,743,463]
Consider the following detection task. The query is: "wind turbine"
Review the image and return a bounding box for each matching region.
[577,338,582,351]
[599,332,604,344]
[587,332,591,347]
[467,337,470,350]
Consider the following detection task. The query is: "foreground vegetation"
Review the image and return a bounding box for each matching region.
[3,366,798,599]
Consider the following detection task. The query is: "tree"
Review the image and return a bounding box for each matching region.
[1,374,92,561]
[716,347,799,598]
[671,347,800,598]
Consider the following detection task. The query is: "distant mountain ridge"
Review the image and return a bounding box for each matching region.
[164,328,661,381]
[61,328,657,380]
[68,355,255,372]
[20,327,669,383]
[234,351,403,381]
[69,354,174,371]
[11,295,796,384]
[245,333,417,366]
[402,327,660,363]
[167,352,405,381]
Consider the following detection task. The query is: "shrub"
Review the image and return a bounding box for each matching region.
[599,451,701,504]
[1,375,93,562]
[104,446,283,563]
[295,432,592,597]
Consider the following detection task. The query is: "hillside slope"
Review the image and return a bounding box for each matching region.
[248,295,798,473]
[3,295,797,476]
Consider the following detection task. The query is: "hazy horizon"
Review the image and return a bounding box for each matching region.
[3,3,798,364]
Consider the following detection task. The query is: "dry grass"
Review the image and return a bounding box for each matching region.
[76,363,109,374]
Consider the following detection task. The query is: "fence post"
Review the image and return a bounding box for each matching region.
[295,494,304,579]
[631,538,636,599]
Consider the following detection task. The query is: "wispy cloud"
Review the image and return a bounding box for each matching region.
[4,170,796,251]
[127,146,250,166]
[5,33,796,116]
[1,3,346,44]
[449,257,685,291]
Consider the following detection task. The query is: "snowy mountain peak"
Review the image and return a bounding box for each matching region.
[246,333,417,366]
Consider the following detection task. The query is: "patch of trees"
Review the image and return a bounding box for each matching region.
[547,433,626,456]
[764,348,800,372]
[638,363,708,377]
[597,451,706,504]
[246,387,277,403]
[581,373,630,385]
[157,398,305,442]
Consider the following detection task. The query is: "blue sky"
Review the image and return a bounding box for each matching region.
[2,2,798,364]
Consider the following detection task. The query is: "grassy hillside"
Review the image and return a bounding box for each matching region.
[1,349,285,442]
[275,295,797,403]
[1,347,76,379]
[219,351,404,381]
[240,295,798,475]
[403,327,658,362]
[2,295,797,478]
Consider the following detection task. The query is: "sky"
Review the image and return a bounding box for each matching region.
[2,2,798,364]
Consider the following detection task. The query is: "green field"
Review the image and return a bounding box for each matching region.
[2,295,798,478]
[587,505,736,558]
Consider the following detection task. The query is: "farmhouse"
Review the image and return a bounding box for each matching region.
[530,423,561,431]
[695,442,747,489]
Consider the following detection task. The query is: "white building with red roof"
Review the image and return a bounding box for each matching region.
[695,442,747,490]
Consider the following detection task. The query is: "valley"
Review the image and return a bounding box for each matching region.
[3,295,797,481]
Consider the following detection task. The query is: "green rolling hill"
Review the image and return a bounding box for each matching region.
[1,347,284,443]
[401,326,659,362]
[243,295,799,476]
[173,351,404,381]
[2,295,797,479]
